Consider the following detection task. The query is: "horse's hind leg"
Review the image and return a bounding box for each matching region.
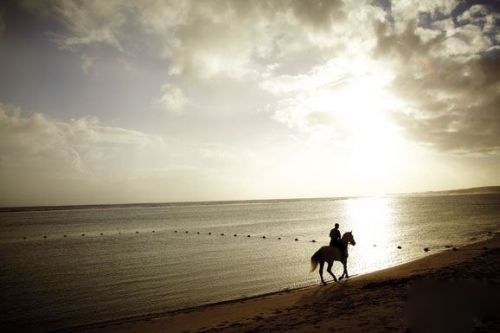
[319,261,326,285]
[326,261,337,283]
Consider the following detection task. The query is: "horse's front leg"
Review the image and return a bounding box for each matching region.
[343,259,350,279]
[339,260,347,280]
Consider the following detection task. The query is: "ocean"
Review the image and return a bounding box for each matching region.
[1,193,499,331]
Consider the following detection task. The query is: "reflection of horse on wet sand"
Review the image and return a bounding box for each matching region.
[310,231,356,285]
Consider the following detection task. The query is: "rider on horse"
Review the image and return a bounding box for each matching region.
[329,223,346,259]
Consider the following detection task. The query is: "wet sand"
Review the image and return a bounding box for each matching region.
[70,234,499,332]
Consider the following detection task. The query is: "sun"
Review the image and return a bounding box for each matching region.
[310,57,407,188]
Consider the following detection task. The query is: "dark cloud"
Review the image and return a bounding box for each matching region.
[374,2,500,155]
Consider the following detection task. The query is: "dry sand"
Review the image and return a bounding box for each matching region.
[71,235,499,333]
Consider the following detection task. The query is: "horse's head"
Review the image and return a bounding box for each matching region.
[343,231,356,246]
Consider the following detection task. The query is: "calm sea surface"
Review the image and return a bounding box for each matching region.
[1,194,499,331]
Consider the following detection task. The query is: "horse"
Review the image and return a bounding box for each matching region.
[310,231,356,285]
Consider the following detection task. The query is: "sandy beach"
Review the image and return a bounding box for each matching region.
[65,233,499,333]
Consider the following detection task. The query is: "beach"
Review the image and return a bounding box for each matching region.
[67,234,499,333]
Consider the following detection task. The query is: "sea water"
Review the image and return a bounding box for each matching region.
[0,193,499,331]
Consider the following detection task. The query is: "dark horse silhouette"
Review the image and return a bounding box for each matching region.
[310,231,356,285]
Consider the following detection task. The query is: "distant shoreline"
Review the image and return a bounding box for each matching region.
[1,186,499,213]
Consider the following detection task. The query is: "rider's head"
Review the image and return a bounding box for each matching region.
[334,223,339,229]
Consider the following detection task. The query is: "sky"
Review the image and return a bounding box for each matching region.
[0,0,499,206]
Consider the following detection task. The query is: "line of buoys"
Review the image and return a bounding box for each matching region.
[21,230,463,254]
[169,231,316,243]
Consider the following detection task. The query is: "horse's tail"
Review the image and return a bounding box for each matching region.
[310,249,321,272]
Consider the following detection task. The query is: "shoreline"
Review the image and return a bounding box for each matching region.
[58,233,499,333]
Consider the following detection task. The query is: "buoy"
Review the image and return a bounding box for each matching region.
[100,233,103,236]
[185,231,188,234]
[43,235,47,239]
[234,234,237,237]
[247,235,251,237]
[174,230,178,233]
[424,247,429,252]
[445,245,452,248]
[278,237,281,240]
[295,238,299,241]
[208,232,212,235]
[81,233,85,236]
[197,232,200,234]
[23,236,27,240]
[152,230,155,233]
[63,235,67,238]
[397,246,401,249]
[373,244,377,247]
[312,240,316,243]
[262,236,266,239]
[221,233,225,236]
[136,231,139,234]
[452,247,458,251]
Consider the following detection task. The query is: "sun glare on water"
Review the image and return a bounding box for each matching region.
[344,197,395,270]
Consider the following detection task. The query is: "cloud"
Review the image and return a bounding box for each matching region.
[39,0,127,51]
[13,0,500,158]
[0,103,166,177]
[373,5,500,154]
[81,53,94,73]
[153,83,187,116]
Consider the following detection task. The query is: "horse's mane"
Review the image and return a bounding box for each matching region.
[341,231,352,240]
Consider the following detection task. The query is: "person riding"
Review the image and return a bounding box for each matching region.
[329,223,345,258]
